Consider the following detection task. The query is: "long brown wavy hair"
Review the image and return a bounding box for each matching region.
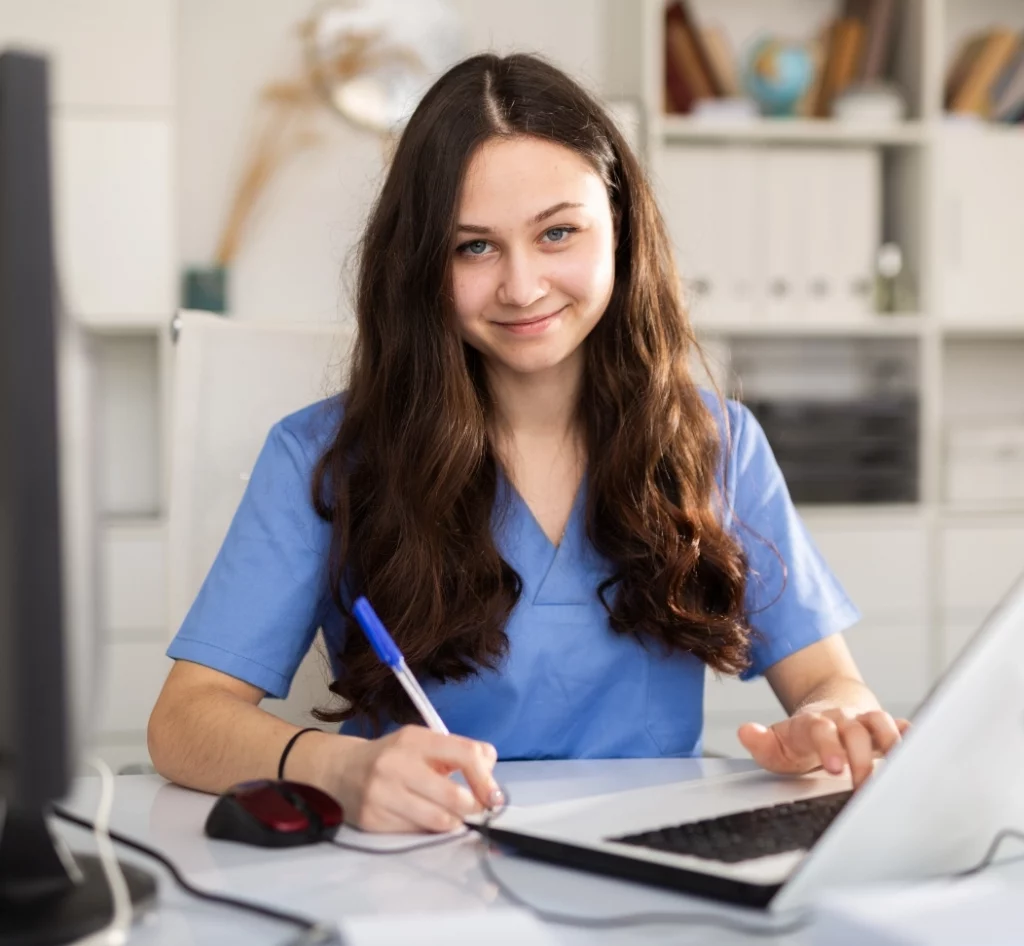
[312,53,755,730]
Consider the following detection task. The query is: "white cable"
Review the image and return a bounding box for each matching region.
[69,756,132,946]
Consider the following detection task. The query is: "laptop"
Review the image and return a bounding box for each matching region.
[471,575,1024,912]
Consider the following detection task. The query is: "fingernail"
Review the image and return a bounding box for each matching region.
[827,756,844,774]
[487,786,505,810]
[484,743,498,763]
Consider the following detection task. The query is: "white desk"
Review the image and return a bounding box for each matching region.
[55,759,1024,946]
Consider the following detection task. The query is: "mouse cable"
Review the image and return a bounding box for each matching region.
[473,828,1024,935]
[955,828,1024,878]
[469,789,1024,937]
[50,805,340,946]
[327,826,471,855]
[465,785,813,938]
[473,833,811,938]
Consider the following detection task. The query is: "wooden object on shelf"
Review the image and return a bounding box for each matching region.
[700,23,739,98]
[664,65,693,114]
[859,0,899,83]
[944,33,988,107]
[665,20,711,105]
[948,28,1020,116]
[664,0,722,106]
[815,17,866,117]
[797,31,828,118]
[991,46,1024,121]
[664,5,695,113]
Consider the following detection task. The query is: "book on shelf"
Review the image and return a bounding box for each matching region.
[700,23,740,98]
[815,16,865,117]
[858,0,899,83]
[989,44,1024,122]
[661,0,904,122]
[663,0,724,114]
[947,29,1020,116]
[797,29,829,118]
[944,33,989,107]
[811,0,901,118]
[664,37,695,113]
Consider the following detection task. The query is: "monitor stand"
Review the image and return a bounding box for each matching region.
[0,807,157,945]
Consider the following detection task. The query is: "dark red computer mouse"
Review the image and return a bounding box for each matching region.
[204,779,343,848]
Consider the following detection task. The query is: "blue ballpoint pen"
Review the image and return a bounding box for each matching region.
[351,596,450,734]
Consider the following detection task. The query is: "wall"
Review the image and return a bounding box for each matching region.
[177,0,610,322]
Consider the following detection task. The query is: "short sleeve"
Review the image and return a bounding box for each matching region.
[166,407,335,698]
[722,400,861,680]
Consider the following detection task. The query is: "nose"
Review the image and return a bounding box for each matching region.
[496,247,548,308]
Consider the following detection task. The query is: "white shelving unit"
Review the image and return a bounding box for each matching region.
[607,0,1024,755]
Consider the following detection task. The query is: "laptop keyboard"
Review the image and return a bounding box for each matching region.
[608,790,853,864]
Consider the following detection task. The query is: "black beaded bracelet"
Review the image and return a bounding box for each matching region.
[277,727,321,780]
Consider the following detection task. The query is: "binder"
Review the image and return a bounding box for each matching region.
[658,145,745,325]
[800,149,838,322]
[658,146,724,323]
[720,146,760,323]
[831,148,882,318]
[761,148,805,321]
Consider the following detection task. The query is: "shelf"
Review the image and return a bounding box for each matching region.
[693,314,926,338]
[940,320,1024,339]
[659,116,929,147]
[798,503,925,522]
[940,501,1024,518]
[101,514,166,533]
[938,117,1024,139]
[78,314,170,335]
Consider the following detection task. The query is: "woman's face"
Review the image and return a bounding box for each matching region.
[451,136,616,380]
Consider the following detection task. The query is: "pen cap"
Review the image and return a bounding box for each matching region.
[352,596,402,668]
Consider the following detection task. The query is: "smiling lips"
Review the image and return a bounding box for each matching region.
[495,305,567,335]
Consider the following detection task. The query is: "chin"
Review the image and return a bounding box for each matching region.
[493,344,574,376]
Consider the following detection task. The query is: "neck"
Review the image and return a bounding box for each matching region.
[486,348,584,446]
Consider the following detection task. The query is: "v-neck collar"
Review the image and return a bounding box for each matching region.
[514,470,586,551]
[494,471,595,605]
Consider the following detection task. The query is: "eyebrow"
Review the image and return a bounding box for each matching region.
[456,201,584,234]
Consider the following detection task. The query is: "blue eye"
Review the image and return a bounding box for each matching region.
[543,226,577,243]
[458,239,491,256]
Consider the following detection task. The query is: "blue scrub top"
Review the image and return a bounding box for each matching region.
[167,392,859,759]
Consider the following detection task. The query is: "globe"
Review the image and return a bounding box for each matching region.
[743,37,814,118]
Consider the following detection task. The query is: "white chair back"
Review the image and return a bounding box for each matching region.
[167,309,354,726]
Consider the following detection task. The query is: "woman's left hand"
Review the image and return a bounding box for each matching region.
[738,709,911,789]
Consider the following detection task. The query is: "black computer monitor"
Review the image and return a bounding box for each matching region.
[0,49,155,945]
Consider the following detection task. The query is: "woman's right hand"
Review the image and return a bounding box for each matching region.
[330,726,503,833]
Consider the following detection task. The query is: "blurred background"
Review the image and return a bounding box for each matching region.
[4,0,1024,768]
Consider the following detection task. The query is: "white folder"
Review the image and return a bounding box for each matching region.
[939,129,1024,323]
[831,148,882,319]
[720,146,761,323]
[657,145,730,325]
[800,148,838,323]
[761,147,805,322]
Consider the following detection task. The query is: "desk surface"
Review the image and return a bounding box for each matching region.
[56,758,1023,946]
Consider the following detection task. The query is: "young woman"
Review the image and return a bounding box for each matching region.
[149,53,908,834]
